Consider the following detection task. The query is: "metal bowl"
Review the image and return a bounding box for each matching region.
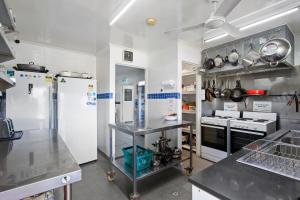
[259,38,291,66]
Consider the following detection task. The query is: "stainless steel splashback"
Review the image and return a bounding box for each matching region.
[202,68,300,129]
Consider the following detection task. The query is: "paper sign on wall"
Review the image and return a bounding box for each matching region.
[224,102,238,111]
[253,101,272,112]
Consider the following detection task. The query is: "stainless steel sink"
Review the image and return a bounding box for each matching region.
[281,137,300,145]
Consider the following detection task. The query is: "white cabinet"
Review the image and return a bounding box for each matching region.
[192,185,220,200]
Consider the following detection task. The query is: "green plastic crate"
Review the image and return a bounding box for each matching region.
[122,145,153,172]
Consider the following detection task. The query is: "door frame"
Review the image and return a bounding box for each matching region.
[114,64,148,125]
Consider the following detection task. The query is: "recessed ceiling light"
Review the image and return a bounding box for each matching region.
[240,7,299,31]
[146,18,157,26]
[110,0,136,26]
[204,33,229,43]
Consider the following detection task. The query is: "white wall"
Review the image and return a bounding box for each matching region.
[96,43,148,155]
[3,41,96,77]
[96,47,111,152]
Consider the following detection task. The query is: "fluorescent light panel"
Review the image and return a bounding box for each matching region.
[240,7,299,31]
[110,0,136,26]
[204,33,228,43]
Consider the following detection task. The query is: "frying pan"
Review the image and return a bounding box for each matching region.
[211,80,217,98]
[221,80,232,99]
[230,80,246,102]
[207,80,213,102]
[214,79,222,98]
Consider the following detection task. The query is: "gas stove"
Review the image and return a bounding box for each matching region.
[201,110,240,126]
[230,112,277,133]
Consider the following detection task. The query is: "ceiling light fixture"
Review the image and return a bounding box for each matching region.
[109,0,136,26]
[240,7,299,31]
[204,33,229,43]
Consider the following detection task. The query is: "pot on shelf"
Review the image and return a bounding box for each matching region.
[259,38,291,67]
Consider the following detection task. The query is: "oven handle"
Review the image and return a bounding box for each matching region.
[230,128,265,136]
[201,124,225,130]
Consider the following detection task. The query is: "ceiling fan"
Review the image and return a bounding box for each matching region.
[165,0,241,37]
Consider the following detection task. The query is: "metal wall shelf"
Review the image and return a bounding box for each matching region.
[182,110,196,114]
[0,72,15,91]
[0,29,15,63]
[0,0,16,32]
[182,91,196,95]
[202,62,296,78]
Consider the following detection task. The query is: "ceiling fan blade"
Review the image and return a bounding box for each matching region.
[165,23,205,34]
[215,0,241,17]
[221,22,241,37]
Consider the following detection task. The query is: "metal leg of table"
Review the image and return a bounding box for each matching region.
[184,125,193,175]
[189,125,193,171]
[107,126,116,181]
[130,133,140,200]
[63,184,72,200]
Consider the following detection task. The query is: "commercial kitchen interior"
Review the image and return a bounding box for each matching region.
[1,0,300,199]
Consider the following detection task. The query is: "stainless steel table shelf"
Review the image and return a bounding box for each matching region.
[107,119,194,200]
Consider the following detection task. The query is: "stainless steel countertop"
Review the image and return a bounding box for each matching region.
[109,119,193,135]
[0,129,81,200]
[189,129,300,200]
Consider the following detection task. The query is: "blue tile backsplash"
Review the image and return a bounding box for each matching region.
[97,93,113,99]
[148,92,180,99]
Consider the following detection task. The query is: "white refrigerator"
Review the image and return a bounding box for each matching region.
[6,71,54,131]
[57,77,97,164]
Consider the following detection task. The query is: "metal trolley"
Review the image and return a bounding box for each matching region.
[107,120,194,200]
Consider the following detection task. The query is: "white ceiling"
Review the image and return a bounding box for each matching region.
[6,0,300,54]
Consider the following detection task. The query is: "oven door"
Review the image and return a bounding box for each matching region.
[230,128,266,153]
[201,124,227,151]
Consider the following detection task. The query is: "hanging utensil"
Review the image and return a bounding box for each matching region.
[211,80,217,98]
[207,80,213,102]
[214,79,222,98]
[230,80,246,102]
[221,79,232,99]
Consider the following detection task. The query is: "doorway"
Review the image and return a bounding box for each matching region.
[115,65,146,123]
[114,65,146,157]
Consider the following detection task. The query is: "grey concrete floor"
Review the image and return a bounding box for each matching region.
[55,151,212,200]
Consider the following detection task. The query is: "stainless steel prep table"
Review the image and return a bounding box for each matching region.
[0,129,81,200]
[108,119,193,200]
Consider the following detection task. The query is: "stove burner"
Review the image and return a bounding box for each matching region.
[237,118,253,121]
[253,119,268,123]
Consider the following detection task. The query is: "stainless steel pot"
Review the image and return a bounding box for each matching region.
[214,55,224,68]
[259,38,291,66]
[228,49,240,66]
[16,62,47,73]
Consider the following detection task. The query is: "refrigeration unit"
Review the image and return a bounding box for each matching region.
[6,71,55,131]
[57,76,97,164]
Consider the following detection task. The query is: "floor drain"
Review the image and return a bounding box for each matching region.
[172,191,179,197]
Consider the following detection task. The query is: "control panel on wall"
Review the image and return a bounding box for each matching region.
[123,50,133,62]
